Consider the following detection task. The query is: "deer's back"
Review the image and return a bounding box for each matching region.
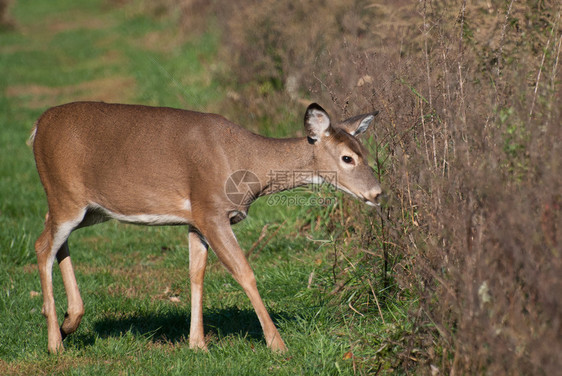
[32,102,248,212]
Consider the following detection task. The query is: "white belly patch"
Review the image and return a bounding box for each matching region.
[88,203,189,226]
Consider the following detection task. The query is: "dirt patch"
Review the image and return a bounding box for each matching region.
[48,17,113,34]
[108,265,185,301]
[23,263,37,274]
[6,76,137,109]
[0,357,94,376]
[75,262,186,302]
[78,235,112,251]
[136,30,184,53]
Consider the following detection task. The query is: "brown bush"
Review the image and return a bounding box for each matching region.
[0,0,15,30]
[176,0,562,373]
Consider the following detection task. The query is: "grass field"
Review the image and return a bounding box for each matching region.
[0,1,398,374]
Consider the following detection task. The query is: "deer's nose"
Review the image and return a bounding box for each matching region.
[363,185,382,206]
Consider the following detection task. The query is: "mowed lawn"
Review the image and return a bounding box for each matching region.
[0,1,394,374]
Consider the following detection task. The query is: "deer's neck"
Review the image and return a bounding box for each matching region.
[249,136,317,197]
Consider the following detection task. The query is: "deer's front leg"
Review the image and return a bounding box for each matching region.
[199,218,287,352]
[188,228,209,351]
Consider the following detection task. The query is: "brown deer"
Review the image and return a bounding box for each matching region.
[30,102,381,353]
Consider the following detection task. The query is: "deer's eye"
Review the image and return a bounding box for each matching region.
[342,156,354,164]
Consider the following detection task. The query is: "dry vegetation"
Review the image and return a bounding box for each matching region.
[0,0,14,29]
[172,1,562,373]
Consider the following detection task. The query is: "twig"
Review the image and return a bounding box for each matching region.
[550,11,562,84]
[245,224,270,258]
[496,0,514,79]
[420,97,432,168]
[529,36,552,118]
[422,0,433,110]
[530,9,560,118]
[368,279,386,325]
[307,271,315,289]
[246,220,287,260]
[330,279,350,295]
[348,302,364,317]
[457,0,469,168]
[422,0,438,171]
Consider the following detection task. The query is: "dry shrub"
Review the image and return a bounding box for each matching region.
[0,0,15,30]
[126,0,212,36]
[393,2,562,373]
[176,0,562,373]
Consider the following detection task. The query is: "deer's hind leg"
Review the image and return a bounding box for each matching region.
[57,240,84,339]
[35,209,85,353]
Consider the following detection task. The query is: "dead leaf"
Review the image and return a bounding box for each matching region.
[357,75,373,87]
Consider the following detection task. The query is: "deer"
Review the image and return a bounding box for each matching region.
[30,101,381,354]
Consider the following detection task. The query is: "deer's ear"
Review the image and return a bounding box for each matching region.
[337,110,379,136]
[304,103,332,144]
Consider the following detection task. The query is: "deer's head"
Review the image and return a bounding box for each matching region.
[304,103,381,206]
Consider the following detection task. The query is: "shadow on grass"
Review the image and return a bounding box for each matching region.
[87,306,290,346]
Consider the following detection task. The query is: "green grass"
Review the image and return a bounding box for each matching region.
[0,1,402,374]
